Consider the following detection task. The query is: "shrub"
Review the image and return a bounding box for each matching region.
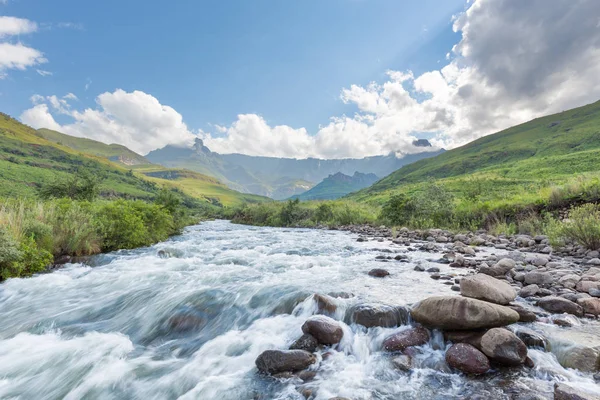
[0,227,22,280]
[51,199,101,256]
[94,200,149,251]
[379,193,413,226]
[314,203,333,223]
[17,235,53,277]
[555,204,600,250]
[39,170,102,201]
[279,199,302,226]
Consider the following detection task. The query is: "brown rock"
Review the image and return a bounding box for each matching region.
[290,334,319,352]
[578,298,600,316]
[347,303,409,328]
[255,350,316,375]
[537,296,584,317]
[410,296,520,330]
[480,328,528,366]
[302,315,344,345]
[445,343,490,374]
[460,274,516,305]
[382,326,430,352]
[368,268,390,277]
[554,383,600,400]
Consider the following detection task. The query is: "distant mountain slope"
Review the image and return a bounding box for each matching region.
[292,172,379,200]
[37,128,149,166]
[350,99,600,204]
[146,138,443,198]
[0,114,268,207]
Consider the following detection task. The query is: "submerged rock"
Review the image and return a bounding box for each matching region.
[410,296,520,330]
[255,350,316,375]
[382,326,430,352]
[302,315,344,345]
[391,355,412,371]
[460,274,516,305]
[313,293,338,314]
[368,268,390,278]
[290,334,319,352]
[480,328,528,366]
[347,303,409,328]
[445,343,490,375]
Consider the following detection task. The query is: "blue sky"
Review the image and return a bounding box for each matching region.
[4,0,600,158]
[3,1,461,132]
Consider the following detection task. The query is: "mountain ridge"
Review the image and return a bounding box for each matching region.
[291,171,380,201]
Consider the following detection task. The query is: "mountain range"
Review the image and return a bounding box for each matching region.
[146,138,444,199]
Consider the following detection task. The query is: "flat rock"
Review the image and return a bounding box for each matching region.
[554,383,600,400]
[410,296,520,330]
[347,303,409,328]
[460,274,516,305]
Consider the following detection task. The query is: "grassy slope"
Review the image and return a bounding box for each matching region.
[351,100,600,205]
[37,128,149,165]
[0,114,269,206]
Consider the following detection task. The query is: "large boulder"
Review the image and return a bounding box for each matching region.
[382,326,430,352]
[410,296,520,330]
[302,316,344,345]
[480,328,528,366]
[347,303,409,328]
[524,271,554,285]
[255,350,316,375]
[460,274,516,305]
[537,297,584,317]
[445,343,490,375]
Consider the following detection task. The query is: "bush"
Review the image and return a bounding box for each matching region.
[0,227,22,280]
[51,199,101,256]
[380,193,413,226]
[39,170,102,201]
[555,204,600,250]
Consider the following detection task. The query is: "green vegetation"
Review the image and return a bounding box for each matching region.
[550,204,600,250]
[292,172,379,201]
[225,199,378,228]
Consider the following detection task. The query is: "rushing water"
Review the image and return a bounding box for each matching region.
[0,220,598,399]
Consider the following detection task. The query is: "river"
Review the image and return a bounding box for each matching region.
[0,220,598,399]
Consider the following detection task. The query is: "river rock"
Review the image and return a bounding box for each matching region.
[411,296,520,330]
[479,258,515,277]
[513,328,549,350]
[368,268,390,277]
[382,326,430,352]
[314,294,337,314]
[559,274,582,289]
[302,316,344,345]
[255,350,316,375]
[508,304,537,322]
[290,334,319,352]
[460,274,516,305]
[391,355,412,371]
[519,284,540,298]
[444,330,485,348]
[578,298,600,316]
[445,343,490,375]
[480,328,528,366]
[554,383,600,400]
[537,297,584,317]
[347,303,409,328]
[524,271,554,285]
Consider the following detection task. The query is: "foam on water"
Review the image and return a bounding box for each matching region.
[0,220,598,399]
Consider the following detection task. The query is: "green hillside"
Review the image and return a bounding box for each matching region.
[0,114,268,207]
[38,128,149,166]
[292,172,379,200]
[351,99,600,206]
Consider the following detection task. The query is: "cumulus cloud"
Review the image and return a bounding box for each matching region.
[0,16,46,77]
[19,0,600,159]
[21,90,196,154]
[203,0,600,158]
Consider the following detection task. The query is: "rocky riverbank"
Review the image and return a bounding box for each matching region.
[255,225,600,400]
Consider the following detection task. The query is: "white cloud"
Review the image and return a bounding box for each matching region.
[18,0,600,159]
[201,0,600,158]
[0,16,37,37]
[36,69,52,76]
[21,90,196,154]
[0,16,46,77]
[63,93,78,100]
